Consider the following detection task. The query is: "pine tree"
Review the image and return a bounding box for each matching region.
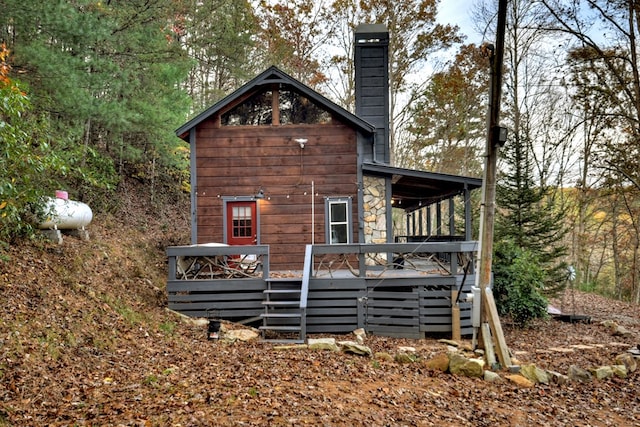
[496,132,569,295]
[0,0,192,205]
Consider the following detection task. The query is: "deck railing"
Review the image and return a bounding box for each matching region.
[166,241,479,338]
[307,241,478,278]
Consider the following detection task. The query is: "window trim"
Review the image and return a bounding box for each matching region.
[325,197,353,244]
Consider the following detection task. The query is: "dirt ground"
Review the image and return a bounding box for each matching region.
[1,193,639,426]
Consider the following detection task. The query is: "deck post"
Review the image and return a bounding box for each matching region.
[167,254,177,280]
[451,289,461,341]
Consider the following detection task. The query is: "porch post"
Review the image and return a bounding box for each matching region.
[464,185,472,240]
[405,212,410,239]
[448,197,455,236]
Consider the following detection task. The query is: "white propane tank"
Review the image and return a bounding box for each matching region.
[38,194,93,230]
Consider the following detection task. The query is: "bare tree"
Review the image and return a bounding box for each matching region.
[474,0,573,292]
[321,0,463,164]
[404,43,489,175]
[541,0,640,301]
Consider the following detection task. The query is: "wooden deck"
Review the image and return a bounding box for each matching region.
[166,242,479,340]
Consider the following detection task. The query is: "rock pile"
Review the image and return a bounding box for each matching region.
[200,320,639,388]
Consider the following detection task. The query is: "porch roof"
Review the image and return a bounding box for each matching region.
[362,162,483,213]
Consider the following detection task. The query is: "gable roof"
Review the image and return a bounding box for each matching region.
[176,66,376,139]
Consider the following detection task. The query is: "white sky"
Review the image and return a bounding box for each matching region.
[437,0,484,45]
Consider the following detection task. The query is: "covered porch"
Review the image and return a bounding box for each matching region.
[361,162,482,244]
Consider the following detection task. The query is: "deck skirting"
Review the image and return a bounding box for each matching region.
[166,242,478,338]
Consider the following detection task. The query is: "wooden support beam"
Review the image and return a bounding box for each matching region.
[451,290,461,341]
[481,323,497,366]
[484,287,511,368]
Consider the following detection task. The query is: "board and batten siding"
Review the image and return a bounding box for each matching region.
[194,120,360,271]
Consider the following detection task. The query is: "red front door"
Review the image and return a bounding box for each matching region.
[226,201,257,245]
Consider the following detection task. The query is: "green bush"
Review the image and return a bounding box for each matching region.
[0,47,65,251]
[492,239,548,327]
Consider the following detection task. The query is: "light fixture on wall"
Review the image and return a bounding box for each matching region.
[294,138,308,149]
[255,189,265,199]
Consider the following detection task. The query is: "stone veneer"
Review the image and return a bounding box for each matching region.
[362,175,387,244]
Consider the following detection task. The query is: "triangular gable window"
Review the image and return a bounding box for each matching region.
[221,90,273,126]
[221,85,332,126]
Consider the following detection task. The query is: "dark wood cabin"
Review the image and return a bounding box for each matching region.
[168,24,484,341]
[176,67,368,271]
[175,24,482,272]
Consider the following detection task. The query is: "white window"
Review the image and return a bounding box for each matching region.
[325,197,352,244]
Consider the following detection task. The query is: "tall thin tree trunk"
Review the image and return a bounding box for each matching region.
[612,199,622,299]
[81,117,91,169]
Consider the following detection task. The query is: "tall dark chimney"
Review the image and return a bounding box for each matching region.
[355,24,390,164]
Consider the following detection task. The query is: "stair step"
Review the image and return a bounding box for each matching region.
[261,312,302,318]
[264,289,301,294]
[259,325,302,332]
[262,301,300,306]
[265,278,303,283]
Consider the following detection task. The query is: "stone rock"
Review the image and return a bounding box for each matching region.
[568,365,593,383]
[509,357,522,366]
[189,317,209,327]
[547,370,569,385]
[591,365,614,380]
[448,354,485,378]
[460,343,474,352]
[223,329,259,342]
[424,353,450,372]
[353,328,366,344]
[613,325,633,337]
[601,320,633,337]
[615,353,638,373]
[519,364,550,385]
[438,339,460,347]
[395,346,419,363]
[505,374,534,388]
[308,338,340,352]
[601,319,618,332]
[374,352,394,362]
[395,352,418,364]
[484,370,503,383]
[273,344,308,351]
[612,364,628,378]
[338,340,372,356]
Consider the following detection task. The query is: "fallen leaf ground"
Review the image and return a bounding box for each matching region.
[1,189,639,426]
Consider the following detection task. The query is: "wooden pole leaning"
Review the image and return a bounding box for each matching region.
[475,0,512,369]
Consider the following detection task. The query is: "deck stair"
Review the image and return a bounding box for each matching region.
[260,278,307,343]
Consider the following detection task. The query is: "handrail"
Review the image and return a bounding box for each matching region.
[166,244,270,280]
[309,241,478,255]
[309,241,478,277]
[167,244,270,257]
